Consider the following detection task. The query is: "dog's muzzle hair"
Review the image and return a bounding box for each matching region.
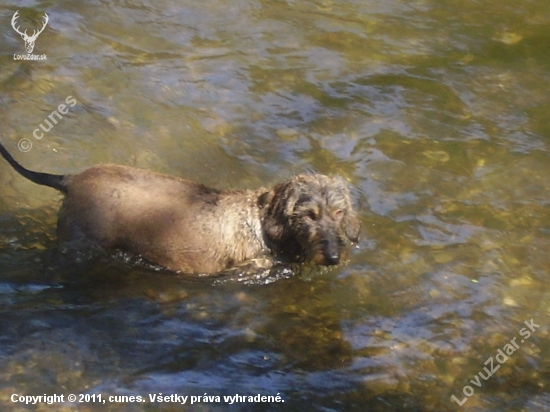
[260,174,360,266]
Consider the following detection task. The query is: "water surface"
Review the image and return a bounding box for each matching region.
[0,0,549,411]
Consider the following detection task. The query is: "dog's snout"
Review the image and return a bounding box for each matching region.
[325,252,340,265]
[322,236,341,265]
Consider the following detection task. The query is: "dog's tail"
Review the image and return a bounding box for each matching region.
[0,140,67,193]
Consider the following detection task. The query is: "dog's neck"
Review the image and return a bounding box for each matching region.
[217,189,272,261]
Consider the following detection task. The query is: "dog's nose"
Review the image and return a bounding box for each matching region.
[325,253,340,265]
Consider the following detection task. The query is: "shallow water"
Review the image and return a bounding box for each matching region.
[0,0,549,411]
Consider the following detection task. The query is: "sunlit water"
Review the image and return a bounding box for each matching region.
[0,0,549,411]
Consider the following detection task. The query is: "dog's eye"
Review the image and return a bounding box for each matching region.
[307,210,319,221]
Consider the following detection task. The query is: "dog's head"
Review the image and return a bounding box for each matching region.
[259,174,360,266]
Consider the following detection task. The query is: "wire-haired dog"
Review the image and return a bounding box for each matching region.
[0,141,360,275]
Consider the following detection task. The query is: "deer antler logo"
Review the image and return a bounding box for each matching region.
[11,11,49,54]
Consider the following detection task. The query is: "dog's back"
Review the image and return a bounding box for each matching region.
[58,165,268,273]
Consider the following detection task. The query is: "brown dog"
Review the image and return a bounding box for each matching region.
[0,142,360,274]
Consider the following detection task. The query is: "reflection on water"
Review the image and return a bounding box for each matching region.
[1,0,549,410]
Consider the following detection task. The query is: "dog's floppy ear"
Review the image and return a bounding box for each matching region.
[333,176,360,242]
[258,181,294,242]
[342,208,360,243]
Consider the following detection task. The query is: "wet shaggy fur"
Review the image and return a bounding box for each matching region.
[0,142,360,274]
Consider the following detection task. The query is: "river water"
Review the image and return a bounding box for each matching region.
[0,0,549,411]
